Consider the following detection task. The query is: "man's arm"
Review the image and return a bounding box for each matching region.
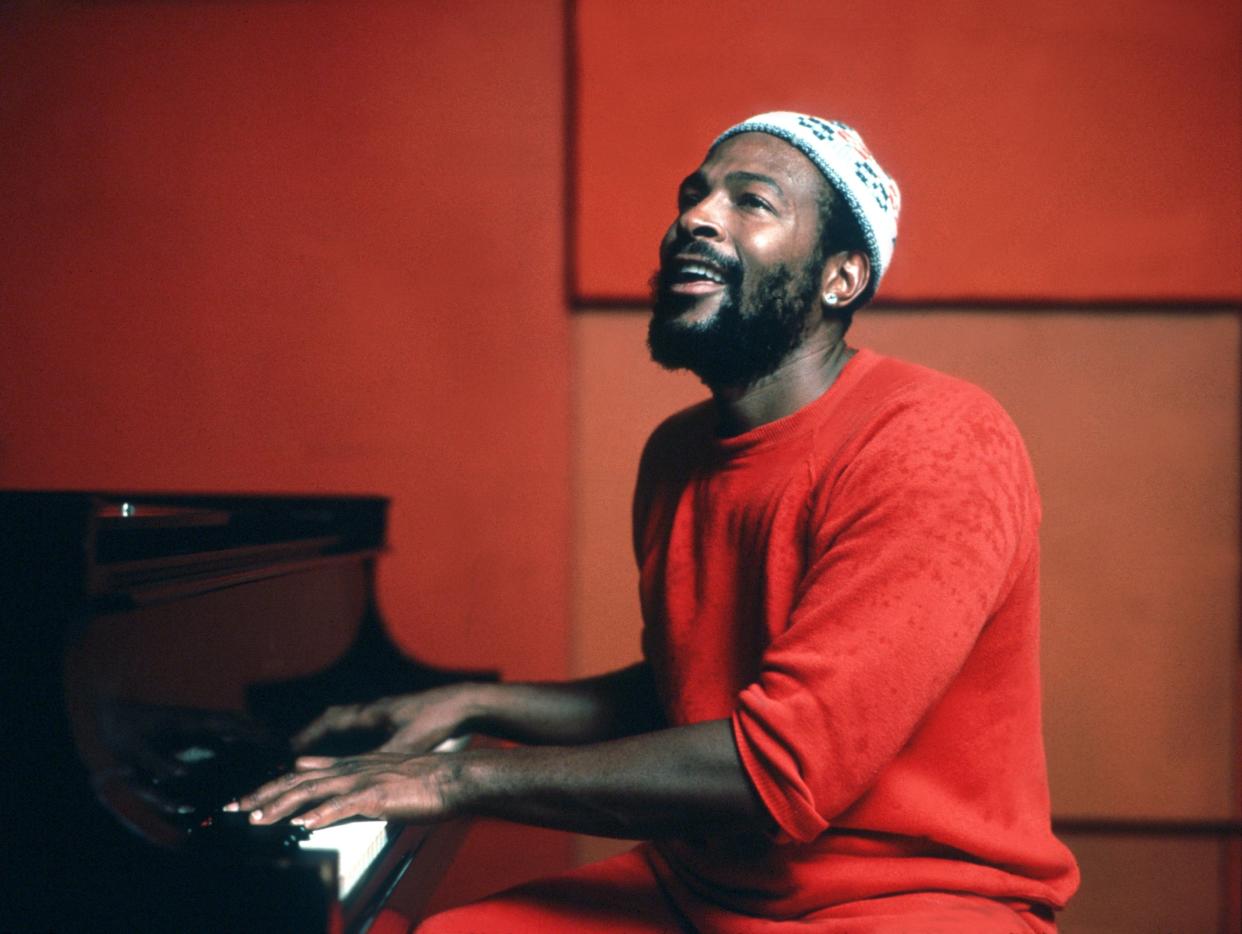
[293,662,665,754]
[454,661,667,746]
[234,719,771,839]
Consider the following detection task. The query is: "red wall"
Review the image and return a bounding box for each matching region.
[573,0,1242,304]
[0,0,573,908]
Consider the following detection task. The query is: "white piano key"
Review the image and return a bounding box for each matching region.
[300,819,390,899]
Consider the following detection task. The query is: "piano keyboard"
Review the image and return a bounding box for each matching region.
[300,819,390,899]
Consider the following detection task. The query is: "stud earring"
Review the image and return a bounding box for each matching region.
[825,294,839,305]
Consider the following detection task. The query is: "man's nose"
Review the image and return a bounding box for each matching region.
[679,193,725,241]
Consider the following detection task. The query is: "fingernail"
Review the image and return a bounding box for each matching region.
[290,817,304,826]
[249,809,263,822]
[222,802,239,812]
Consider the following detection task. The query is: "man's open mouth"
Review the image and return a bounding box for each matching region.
[669,261,727,285]
[662,253,736,294]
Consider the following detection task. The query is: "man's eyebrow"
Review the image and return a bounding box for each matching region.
[677,169,787,199]
[725,171,785,196]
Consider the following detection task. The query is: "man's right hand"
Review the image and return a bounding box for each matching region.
[292,683,483,755]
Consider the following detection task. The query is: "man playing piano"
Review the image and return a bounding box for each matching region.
[235,113,1079,932]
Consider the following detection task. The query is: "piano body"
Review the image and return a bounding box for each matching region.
[1,491,492,933]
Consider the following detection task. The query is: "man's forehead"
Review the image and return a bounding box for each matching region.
[698,132,823,191]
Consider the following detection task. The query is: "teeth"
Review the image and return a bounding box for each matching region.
[677,263,725,283]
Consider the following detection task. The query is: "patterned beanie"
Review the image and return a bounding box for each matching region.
[712,112,900,303]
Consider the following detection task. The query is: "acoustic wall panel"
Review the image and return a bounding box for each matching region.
[572,0,1242,305]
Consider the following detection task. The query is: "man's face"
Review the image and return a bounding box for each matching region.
[649,132,828,387]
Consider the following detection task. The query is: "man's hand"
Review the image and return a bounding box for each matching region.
[292,684,478,754]
[228,752,456,829]
[294,664,666,755]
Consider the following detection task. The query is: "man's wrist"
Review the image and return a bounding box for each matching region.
[432,748,498,819]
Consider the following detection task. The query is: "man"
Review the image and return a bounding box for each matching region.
[235,112,1079,931]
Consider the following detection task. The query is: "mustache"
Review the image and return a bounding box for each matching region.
[657,239,743,288]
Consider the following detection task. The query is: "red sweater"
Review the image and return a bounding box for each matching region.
[632,349,1079,925]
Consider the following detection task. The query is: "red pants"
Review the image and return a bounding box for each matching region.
[412,848,1053,933]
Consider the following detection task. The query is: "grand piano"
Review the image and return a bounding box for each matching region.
[1,491,492,933]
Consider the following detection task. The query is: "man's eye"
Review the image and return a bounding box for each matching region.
[738,193,772,211]
[678,190,703,210]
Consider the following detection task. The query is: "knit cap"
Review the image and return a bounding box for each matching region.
[712,112,900,303]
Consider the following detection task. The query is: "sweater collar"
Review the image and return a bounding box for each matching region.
[707,347,879,458]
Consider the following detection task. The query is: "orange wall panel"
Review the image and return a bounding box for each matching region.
[572,0,1242,304]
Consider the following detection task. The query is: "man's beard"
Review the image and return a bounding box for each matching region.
[648,248,821,388]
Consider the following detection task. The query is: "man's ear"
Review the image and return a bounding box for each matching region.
[820,250,870,309]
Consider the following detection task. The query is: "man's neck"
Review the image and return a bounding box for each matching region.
[710,328,855,437]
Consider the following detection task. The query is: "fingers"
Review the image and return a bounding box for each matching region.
[287,789,380,830]
[294,755,338,770]
[223,753,450,831]
[292,702,383,750]
[229,762,333,813]
[226,760,335,809]
[236,768,362,825]
[226,768,303,814]
[225,753,403,825]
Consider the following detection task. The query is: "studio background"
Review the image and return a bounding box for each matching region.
[2,1,1238,930]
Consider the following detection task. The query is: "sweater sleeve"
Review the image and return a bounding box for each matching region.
[731,381,1040,843]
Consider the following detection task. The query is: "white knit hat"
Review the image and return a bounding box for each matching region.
[712,112,900,301]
